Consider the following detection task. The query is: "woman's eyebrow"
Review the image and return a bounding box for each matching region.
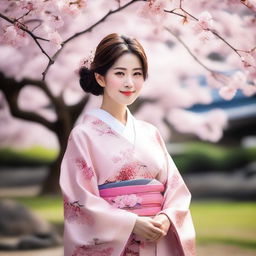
[113,67,142,70]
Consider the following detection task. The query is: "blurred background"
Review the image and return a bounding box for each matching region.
[0,0,256,255]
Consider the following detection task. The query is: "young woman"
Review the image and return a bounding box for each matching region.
[60,33,196,256]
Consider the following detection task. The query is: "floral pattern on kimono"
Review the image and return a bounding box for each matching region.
[72,244,114,256]
[60,113,196,256]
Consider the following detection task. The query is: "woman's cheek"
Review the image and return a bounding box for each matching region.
[108,76,123,88]
[135,79,144,90]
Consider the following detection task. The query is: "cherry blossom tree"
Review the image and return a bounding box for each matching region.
[0,0,255,193]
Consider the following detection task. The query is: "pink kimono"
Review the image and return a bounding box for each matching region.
[60,109,196,256]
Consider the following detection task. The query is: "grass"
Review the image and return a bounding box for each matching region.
[0,147,58,166]
[14,196,256,250]
[191,200,256,249]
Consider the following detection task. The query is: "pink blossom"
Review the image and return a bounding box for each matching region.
[168,109,227,142]
[49,31,62,50]
[241,52,256,70]
[18,0,45,13]
[79,50,95,69]
[3,26,17,45]
[60,0,86,16]
[138,0,167,23]
[193,11,214,34]
[47,15,64,29]
[219,86,237,100]
[198,30,214,43]
[228,71,247,89]
[207,109,228,128]
[198,11,214,29]
[241,85,256,97]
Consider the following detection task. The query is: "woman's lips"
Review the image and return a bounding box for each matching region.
[120,91,135,96]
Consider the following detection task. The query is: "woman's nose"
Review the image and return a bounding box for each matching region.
[124,76,134,87]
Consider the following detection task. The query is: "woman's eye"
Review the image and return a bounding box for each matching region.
[115,72,124,76]
[134,72,142,76]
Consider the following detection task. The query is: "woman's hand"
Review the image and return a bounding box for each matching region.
[150,213,171,242]
[132,216,165,242]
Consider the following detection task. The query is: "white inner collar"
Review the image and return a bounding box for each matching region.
[87,108,134,140]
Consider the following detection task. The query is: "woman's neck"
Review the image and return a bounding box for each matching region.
[100,102,127,125]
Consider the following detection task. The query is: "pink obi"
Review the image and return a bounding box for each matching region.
[99,179,165,216]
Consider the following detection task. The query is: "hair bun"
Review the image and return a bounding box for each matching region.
[79,66,103,96]
[79,66,91,78]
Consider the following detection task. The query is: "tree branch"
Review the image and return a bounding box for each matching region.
[0,13,53,63]
[42,0,146,80]
[68,94,90,124]
[164,26,213,73]
[0,72,55,131]
[164,1,247,58]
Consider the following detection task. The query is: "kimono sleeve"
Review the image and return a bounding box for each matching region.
[155,129,196,256]
[59,126,137,256]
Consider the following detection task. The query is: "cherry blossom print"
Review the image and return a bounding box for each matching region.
[75,158,94,180]
[122,247,139,256]
[122,235,140,256]
[114,162,137,181]
[64,197,94,225]
[169,170,180,190]
[183,239,196,256]
[91,119,117,136]
[111,148,134,164]
[114,161,149,181]
[174,211,187,228]
[111,194,142,209]
[72,244,114,256]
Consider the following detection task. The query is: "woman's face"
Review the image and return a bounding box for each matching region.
[98,53,145,107]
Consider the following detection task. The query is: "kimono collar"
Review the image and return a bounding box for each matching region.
[87,107,135,140]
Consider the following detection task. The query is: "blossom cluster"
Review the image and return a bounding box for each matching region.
[0,0,87,49]
[112,194,142,209]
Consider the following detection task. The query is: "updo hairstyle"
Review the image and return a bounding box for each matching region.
[79,33,148,96]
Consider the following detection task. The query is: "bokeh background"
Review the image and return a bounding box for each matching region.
[0,0,256,255]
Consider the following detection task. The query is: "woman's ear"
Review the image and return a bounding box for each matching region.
[94,73,106,88]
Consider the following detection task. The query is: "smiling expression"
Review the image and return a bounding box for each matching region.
[97,53,145,107]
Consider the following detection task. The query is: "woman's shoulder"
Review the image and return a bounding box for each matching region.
[69,114,95,138]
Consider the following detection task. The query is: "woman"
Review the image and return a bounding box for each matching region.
[60,33,196,256]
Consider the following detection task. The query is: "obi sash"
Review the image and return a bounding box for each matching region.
[98,179,165,216]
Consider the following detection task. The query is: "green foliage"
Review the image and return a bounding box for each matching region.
[0,147,58,166]
[172,142,256,173]
[1,142,255,173]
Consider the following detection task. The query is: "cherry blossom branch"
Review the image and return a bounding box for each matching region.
[164,4,244,58]
[164,27,213,73]
[240,0,256,12]
[0,13,53,64]
[42,0,145,80]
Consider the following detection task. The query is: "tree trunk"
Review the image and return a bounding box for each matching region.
[40,101,74,194]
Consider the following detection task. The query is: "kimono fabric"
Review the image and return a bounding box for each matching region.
[60,109,196,256]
